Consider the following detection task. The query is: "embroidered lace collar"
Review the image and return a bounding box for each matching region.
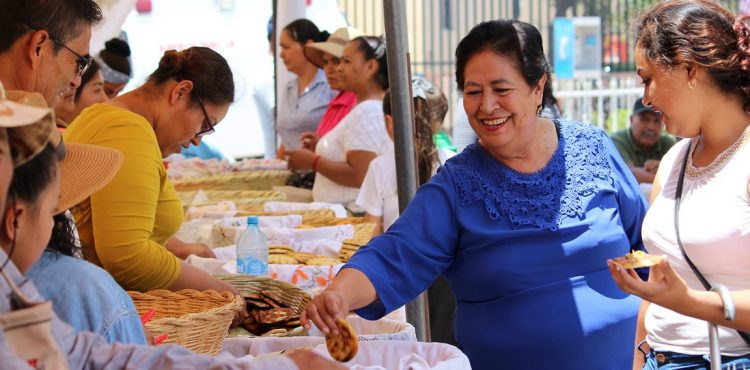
[448,120,613,230]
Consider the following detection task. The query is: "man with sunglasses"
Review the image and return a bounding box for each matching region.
[0,0,101,108]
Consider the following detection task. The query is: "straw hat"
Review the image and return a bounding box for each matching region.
[304,27,362,69]
[54,142,123,213]
[3,88,124,214]
[0,85,55,167]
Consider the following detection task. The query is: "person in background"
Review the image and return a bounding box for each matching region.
[286,36,392,206]
[55,59,109,127]
[253,17,277,159]
[4,130,145,345]
[355,76,458,346]
[97,37,132,99]
[356,77,452,234]
[276,19,335,158]
[64,47,235,293]
[610,98,676,184]
[0,92,345,370]
[609,1,750,368]
[298,26,362,151]
[302,20,648,370]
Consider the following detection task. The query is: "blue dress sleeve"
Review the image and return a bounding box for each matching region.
[344,166,459,319]
[603,133,650,279]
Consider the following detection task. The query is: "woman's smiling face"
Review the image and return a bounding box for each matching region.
[461,50,544,153]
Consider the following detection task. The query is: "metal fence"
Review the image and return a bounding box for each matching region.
[337,0,740,131]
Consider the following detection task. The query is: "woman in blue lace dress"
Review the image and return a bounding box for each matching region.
[301,20,648,370]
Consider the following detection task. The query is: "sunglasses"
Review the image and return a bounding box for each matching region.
[195,96,216,137]
[26,24,92,77]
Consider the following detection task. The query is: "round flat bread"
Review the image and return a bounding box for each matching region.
[325,319,358,362]
[306,256,342,266]
[612,250,664,269]
[269,254,299,265]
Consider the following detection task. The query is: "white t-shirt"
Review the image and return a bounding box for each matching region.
[643,138,750,356]
[356,147,454,231]
[313,100,392,204]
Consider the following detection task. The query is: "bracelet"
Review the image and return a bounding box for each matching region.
[711,284,736,321]
[312,155,321,171]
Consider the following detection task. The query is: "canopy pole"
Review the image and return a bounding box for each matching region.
[382,0,431,343]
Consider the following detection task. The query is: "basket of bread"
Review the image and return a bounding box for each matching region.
[127,289,244,355]
[216,274,312,338]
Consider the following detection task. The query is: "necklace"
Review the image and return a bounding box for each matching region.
[685,124,750,179]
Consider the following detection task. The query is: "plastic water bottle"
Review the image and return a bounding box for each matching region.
[236,216,268,275]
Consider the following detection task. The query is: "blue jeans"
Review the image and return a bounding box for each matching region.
[644,350,750,369]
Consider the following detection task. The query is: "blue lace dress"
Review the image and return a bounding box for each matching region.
[345,120,648,370]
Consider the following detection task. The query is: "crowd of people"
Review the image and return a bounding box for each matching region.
[1,0,750,369]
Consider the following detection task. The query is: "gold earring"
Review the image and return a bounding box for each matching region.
[688,80,696,90]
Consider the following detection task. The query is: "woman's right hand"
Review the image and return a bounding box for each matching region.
[299,131,319,151]
[301,289,349,335]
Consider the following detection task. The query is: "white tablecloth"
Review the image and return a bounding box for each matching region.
[221,339,471,370]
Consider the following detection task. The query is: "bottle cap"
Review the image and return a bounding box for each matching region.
[247,216,259,225]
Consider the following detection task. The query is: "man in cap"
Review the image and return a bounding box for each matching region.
[0,90,345,370]
[0,0,102,108]
[610,98,677,184]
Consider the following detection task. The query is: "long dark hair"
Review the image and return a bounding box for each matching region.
[383,81,446,186]
[8,144,58,206]
[47,213,79,257]
[8,144,79,258]
[635,0,750,110]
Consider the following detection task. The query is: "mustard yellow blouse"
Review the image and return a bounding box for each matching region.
[64,104,182,292]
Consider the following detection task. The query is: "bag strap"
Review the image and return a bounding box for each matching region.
[674,141,750,345]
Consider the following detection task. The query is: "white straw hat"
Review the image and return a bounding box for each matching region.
[304,27,363,69]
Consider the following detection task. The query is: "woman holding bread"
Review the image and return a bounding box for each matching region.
[609,0,750,368]
[303,20,648,370]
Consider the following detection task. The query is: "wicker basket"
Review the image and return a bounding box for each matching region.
[172,170,291,191]
[300,215,371,227]
[128,289,243,355]
[215,274,312,338]
[178,190,286,206]
[236,208,336,220]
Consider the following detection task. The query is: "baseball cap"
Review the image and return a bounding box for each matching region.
[0,84,55,167]
[304,27,362,69]
[632,98,658,116]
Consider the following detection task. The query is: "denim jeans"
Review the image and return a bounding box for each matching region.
[644,350,750,369]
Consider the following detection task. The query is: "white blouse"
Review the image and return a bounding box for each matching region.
[643,135,750,356]
[355,148,454,231]
[313,100,392,205]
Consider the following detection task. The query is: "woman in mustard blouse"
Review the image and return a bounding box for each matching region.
[64,47,237,293]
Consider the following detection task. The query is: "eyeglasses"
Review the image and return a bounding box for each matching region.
[26,24,92,77]
[195,96,216,137]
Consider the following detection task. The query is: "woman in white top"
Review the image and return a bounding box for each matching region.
[356,77,453,234]
[609,1,750,368]
[287,36,391,205]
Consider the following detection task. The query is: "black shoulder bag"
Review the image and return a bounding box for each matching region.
[674,142,750,345]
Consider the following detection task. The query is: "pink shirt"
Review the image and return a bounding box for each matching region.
[315,91,358,137]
